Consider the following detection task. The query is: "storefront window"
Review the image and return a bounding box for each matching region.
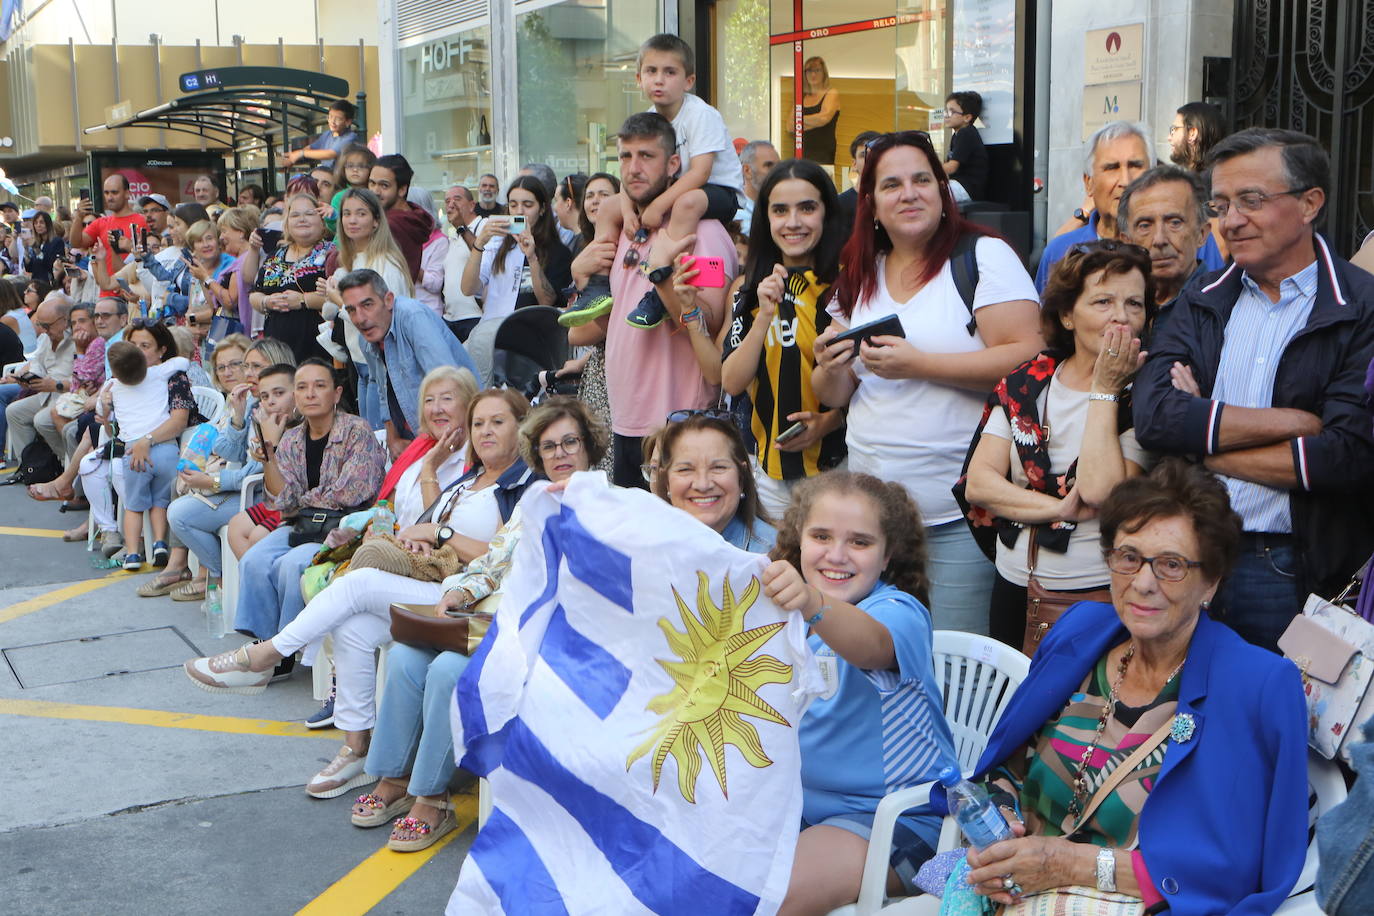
[399,26,495,195]
[769,0,950,191]
[515,0,660,178]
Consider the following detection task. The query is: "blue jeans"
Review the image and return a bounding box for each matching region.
[366,643,472,797]
[167,494,239,577]
[356,361,383,431]
[925,519,995,635]
[1212,535,1303,652]
[1317,716,1374,914]
[232,525,319,639]
[0,382,22,451]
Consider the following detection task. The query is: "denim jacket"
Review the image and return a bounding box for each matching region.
[360,294,478,434]
[1316,716,1374,913]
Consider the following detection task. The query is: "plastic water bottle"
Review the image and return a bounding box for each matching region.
[205,583,227,638]
[939,765,1012,850]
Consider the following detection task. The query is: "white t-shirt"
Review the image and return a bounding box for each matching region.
[982,370,1150,589]
[435,476,503,543]
[828,236,1037,525]
[443,221,483,322]
[655,94,745,200]
[109,356,190,441]
[392,448,467,528]
[476,238,526,324]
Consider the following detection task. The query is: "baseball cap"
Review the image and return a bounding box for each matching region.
[0,201,18,212]
[20,208,36,219]
[139,193,172,210]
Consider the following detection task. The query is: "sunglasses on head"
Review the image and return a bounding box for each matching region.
[1068,239,1149,258]
[666,408,733,424]
[865,129,933,152]
[129,317,163,330]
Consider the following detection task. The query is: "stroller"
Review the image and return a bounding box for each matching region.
[488,306,581,403]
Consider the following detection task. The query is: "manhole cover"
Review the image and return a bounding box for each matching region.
[2,626,202,688]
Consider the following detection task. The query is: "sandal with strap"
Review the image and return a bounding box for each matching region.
[388,798,458,852]
[351,781,415,828]
[138,568,192,598]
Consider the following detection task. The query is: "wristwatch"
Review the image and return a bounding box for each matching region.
[54,381,65,393]
[1095,847,1117,892]
[436,525,456,547]
[646,264,674,285]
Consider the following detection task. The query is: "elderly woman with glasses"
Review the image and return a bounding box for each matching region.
[962,240,1156,650]
[948,460,1307,915]
[812,130,1043,636]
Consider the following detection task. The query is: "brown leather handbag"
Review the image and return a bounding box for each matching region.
[1022,529,1111,657]
[389,601,493,655]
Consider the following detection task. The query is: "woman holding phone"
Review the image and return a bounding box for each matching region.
[811,130,1042,635]
[250,193,335,364]
[459,175,572,323]
[716,159,848,519]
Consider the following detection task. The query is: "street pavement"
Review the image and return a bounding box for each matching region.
[0,475,476,915]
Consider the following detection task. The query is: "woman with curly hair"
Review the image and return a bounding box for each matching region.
[761,470,958,915]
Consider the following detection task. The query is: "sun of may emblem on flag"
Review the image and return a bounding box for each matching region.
[626,571,795,803]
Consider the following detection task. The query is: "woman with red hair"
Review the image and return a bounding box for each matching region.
[812,130,1042,636]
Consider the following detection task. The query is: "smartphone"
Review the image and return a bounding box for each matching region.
[258,227,283,251]
[17,372,40,384]
[685,256,727,288]
[78,188,90,202]
[508,216,527,235]
[832,314,906,358]
[64,265,82,278]
[775,420,808,445]
[139,225,150,252]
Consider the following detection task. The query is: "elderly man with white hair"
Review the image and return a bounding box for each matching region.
[1035,121,1155,292]
[0,293,74,468]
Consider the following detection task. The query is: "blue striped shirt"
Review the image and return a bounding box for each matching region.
[1211,260,1319,532]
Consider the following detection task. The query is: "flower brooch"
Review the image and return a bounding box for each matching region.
[1170,712,1196,743]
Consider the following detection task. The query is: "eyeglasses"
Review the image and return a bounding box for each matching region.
[1104,547,1203,582]
[537,434,583,457]
[640,462,660,483]
[1168,124,1184,135]
[33,318,65,330]
[623,228,651,269]
[216,360,245,372]
[1207,188,1311,218]
[944,108,964,117]
[1069,239,1149,258]
[666,408,733,423]
[93,311,120,319]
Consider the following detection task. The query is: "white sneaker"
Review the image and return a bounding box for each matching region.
[306,745,370,799]
[183,646,271,695]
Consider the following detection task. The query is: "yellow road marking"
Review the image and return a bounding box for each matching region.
[0,698,339,739]
[0,570,133,625]
[0,525,68,538]
[296,792,478,915]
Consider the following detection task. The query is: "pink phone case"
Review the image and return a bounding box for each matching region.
[685,256,726,288]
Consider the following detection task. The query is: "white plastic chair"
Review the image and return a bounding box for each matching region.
[833,632,1030,916]
[1275,754,1348,915]
[191,386,225,426]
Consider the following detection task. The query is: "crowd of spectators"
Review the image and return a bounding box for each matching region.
[3,31,1372,914]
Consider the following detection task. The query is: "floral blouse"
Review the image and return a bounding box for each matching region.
[271,410,387,518]
[254,239,334,295]
[440,504,525,607]
[72,336,106,392]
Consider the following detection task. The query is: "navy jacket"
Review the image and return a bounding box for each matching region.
[936,602,1308,916]
[419,457,537,527]
[1132,235,1374,595]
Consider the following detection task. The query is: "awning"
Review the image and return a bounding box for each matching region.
[82,66,358,156]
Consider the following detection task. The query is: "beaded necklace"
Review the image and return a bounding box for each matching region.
[1066,642,1186,821]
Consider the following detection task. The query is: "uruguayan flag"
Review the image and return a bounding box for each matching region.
[450,472,821,915]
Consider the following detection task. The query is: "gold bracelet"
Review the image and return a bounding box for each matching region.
[420,476,439,485]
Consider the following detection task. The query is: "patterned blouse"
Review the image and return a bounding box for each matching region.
[271,411,387,518]
[254,240,334,294]
[71,337,106,392]
[440,503,525,607]
[1017,655,1179,848]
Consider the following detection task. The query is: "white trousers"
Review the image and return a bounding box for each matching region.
[78,452,125,534]
[271,567,443,733]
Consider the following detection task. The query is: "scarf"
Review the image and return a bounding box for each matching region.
[377,434,438,503]
[952,351,1132,559]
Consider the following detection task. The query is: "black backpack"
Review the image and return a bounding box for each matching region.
[951,231,981,335]
[11,438,61,485]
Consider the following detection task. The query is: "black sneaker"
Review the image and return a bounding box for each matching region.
[625,288,668,330]
[559,274,614,327]
[151,540,170,567]
[270,654,297,683]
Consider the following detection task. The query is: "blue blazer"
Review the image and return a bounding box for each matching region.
[937,602,1308,915]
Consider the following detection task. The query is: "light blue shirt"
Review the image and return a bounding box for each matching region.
[798,582,958,849]
[360,294,478,435]
[102,327,124,379]
[1211,260,1320,532]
